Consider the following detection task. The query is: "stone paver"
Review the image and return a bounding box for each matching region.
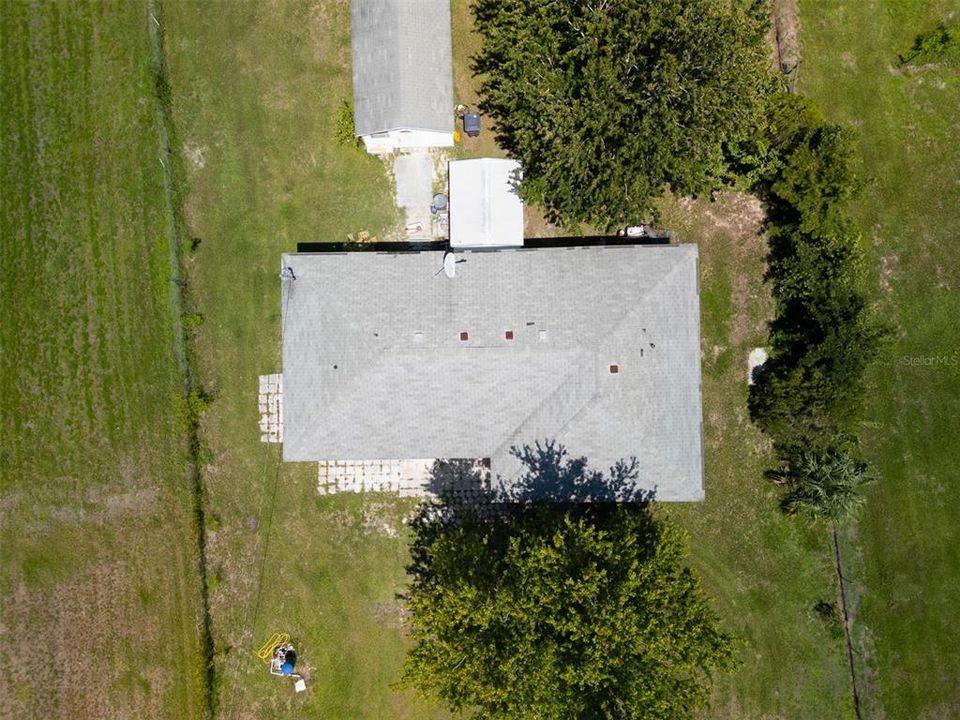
[318,458,436,496]
[258,373,283,443]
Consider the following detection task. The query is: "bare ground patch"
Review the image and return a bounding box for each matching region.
[879,253,901,292]
[307,0,350,69]
[674,191,771,353]
[770,0,801,79]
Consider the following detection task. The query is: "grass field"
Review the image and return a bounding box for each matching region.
[798,1,960,717]
[161,0,443,717]
[163,2,861,718]
[0,2,204,718]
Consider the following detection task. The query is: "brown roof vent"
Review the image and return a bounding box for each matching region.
[460,331,469,341]
[505,330,514,340]
[609,364,619,374]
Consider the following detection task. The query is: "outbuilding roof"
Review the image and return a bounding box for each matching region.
[351,0,454,136]
[281,244,704,501]
[449,159,524,249]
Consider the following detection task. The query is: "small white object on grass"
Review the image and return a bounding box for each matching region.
[747,348,769,385]
[294,678,307,693]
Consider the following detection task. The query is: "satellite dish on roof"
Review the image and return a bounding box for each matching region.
[443,251,456,278]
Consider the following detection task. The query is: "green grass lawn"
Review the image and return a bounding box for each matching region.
[798,1,960,717]
[0,2,204,718]
[162,2,862,717]
[7,1,953,718]
[659,194,854,719]
[162,1,442,716]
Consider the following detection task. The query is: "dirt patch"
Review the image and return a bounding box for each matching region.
[879,253,900,292]
[374,599,410,629]
[841,51,859,71]
[919,704,960,720]
[699,191,766,238]
[1,557,181,720]
[362,502,399,538]
[699,192,770,349]
[429,147,453,193]
[770,0,801,87]
[181,190,203,237]
[261,80,294,113]
[85,484,160,520]
[307,0,350,69]
[183,141,206,170]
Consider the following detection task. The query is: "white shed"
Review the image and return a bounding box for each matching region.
[448,159,524,249]
[351,0,455,155]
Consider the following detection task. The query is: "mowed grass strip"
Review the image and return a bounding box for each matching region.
[162,0,442,716]
[0,2,204,719]
[660,194,854,720]
[798,1,960,717]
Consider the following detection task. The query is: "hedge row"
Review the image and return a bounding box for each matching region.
[739,94,886,521]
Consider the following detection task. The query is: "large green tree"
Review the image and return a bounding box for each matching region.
[471,0,770,228]
[401,445,734,719]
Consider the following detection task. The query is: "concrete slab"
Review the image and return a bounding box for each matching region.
[394,152,433,206]
[393,151,434,239]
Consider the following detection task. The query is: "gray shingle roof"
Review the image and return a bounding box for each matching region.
[281,245,704,501]
[351,0,454,136]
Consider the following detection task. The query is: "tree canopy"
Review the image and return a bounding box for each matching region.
[471,0,770,228]
[400,444,734,720]
[777,448,874,524]
[746,97,886,456]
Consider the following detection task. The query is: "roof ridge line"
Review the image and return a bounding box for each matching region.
[596,247,694,348]
[490,350,598,461]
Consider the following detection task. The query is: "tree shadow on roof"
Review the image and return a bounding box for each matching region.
[423,440,656,526]
[504,440,654,504]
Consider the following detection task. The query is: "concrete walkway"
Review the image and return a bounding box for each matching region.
[393,151,434,239]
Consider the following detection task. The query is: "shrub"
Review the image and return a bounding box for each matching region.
[205,513,222,533]
[183,311,204,329]
[899,23,960,68]
[334,99,361,147]
[814,600,845,640]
